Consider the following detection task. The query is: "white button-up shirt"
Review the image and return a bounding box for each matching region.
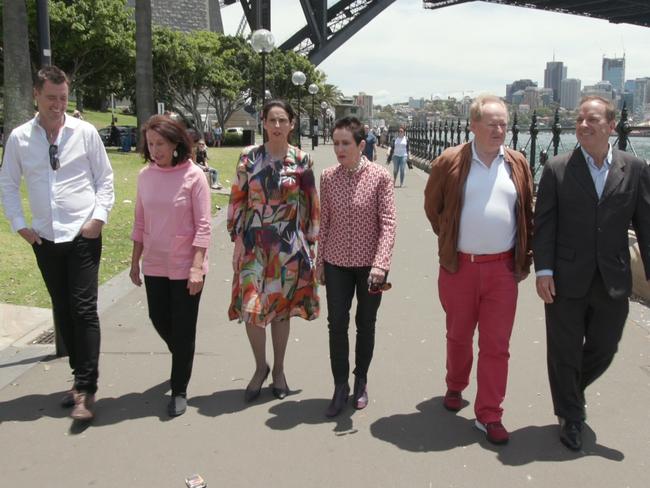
[0,114,114,243]
[457,142,517,254]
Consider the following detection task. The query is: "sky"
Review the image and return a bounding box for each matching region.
[219,0,650,105]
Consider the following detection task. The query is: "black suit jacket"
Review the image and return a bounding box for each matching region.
[533,148,650,299]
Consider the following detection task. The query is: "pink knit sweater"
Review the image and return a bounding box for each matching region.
[131,160,211,279]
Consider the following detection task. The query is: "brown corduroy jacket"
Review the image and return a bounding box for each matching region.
[423,143,533,279]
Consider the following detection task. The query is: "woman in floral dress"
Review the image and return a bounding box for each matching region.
[227,100,320,402]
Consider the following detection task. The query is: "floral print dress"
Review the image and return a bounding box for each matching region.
[227,144,320,327]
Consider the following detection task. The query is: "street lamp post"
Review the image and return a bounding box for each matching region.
[320,101,329,145]
[308,83,319,149]
[251,29,275,142]
[291,71,306,148]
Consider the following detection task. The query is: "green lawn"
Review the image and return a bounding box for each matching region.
[0,110,243,307]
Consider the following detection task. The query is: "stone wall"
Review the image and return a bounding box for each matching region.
[126,0,218,33]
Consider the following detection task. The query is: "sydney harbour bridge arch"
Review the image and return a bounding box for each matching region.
[216,0,650,65]
[144,2,650,65]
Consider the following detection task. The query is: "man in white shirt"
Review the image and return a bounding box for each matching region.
[424,95,533,445]
[0,65,114,421]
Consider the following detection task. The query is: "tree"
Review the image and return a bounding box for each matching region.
[153,28,222,133]
[2,0,34,140]
[135,0,154,131]
[207,35,255,133]
[48,0,135,110]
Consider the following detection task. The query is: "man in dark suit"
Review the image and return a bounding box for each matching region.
[533,96,650,451]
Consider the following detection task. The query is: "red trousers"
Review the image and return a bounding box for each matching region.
[438,257,518,423]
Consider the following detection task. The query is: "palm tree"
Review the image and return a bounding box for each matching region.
[135,0,154,134]
[2,0,34,139]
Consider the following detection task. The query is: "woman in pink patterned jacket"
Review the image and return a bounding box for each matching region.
[316,116,397,417]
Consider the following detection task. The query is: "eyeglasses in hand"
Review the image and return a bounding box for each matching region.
[368,281,392,295]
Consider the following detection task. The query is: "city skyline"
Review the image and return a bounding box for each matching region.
[219,0,650,105]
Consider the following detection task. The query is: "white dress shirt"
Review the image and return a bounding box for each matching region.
[0,114,114,243]
[457,143,517,254]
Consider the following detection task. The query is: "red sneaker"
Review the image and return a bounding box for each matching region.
[443,389,463,411]
[475,420,509,445]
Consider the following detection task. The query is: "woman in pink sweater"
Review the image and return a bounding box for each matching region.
[129,115,211,417]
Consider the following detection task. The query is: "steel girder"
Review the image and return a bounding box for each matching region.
[280,0,397,66]
[423,0,650,28]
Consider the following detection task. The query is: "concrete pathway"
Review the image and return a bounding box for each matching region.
[1,140,649,488]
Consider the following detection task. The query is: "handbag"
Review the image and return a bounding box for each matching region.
[407,159,413,170]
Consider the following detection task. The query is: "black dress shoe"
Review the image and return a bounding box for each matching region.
[244,365,270,403]
[168,395,187,417]
[559,418,583,451]
[271,373,289,400]
[325,383,350,417]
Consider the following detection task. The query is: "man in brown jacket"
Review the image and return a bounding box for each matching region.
[424,94,533,445]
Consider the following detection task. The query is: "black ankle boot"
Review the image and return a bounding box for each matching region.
[353,377,368,410]
[325,383,350,417]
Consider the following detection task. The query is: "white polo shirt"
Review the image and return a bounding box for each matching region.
[457,142,517,255]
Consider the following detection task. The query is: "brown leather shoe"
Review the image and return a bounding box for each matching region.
[60,388,76,408]
[443,389,463,411]
[71,392,95,421]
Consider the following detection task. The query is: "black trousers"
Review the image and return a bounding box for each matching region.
[144,276,202,397]
[545,270,628,422]
[33,236,102,394]
[324,262,382,385]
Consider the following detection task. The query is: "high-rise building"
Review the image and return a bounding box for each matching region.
[505,79,537,103]
[602,56,625,93]
[354,92,374,121]
[634,78,650,113]
[408,97,425,109]
[544,61,567,102]
[560,78,581,110]
[583,81,614,100]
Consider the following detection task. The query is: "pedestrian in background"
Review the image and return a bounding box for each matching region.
[130,115,211,417]
[317,116,396,417]
[533,96,650,451]
[424,94,533,445]
[387,126,410,187]
[362,124,377,161]
[194,139,222,189]
[227,100,320,403]
[0,65,114,421]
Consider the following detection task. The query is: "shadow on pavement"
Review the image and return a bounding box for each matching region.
[0,390,70,423]
[493,423,624,465]
[0,381,170,429]
[191,388,270,416]
[265,398,356,433]
[89,381,171,427]
[370,397,478,452]
[370,397,624,463]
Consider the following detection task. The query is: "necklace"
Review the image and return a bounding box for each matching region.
[346,158,365,174]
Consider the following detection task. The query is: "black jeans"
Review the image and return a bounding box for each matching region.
[144,276,202,397]
[545,270,628,422]
[324,262,382,385]
[33,236,102,394]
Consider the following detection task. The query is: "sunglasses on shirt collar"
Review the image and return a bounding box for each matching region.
[49,144,60,170]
